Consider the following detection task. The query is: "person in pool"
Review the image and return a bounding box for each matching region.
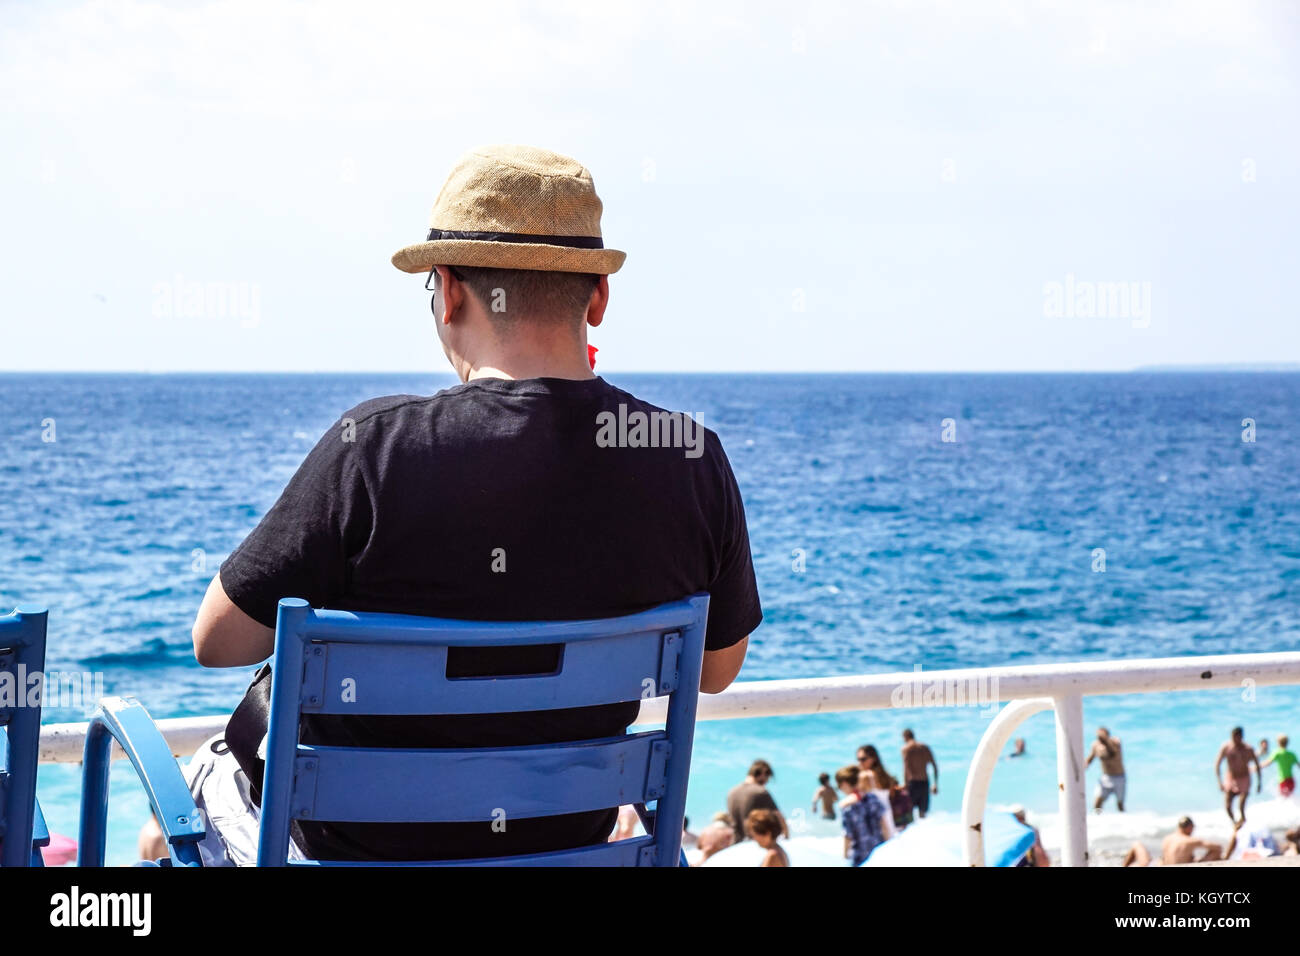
[746,809,788,867]
[1215,726,1261,825]
[727,760,788,842]
[1260,734,1298,797]
[858,744,912,828]
[836,765,888,866]
[856,744,896,791]
[811,772,837,820]
[901,729,939,819]
[1085,726,1126,813]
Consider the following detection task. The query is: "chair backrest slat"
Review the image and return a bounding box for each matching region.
[293,732,669,823]
[0,607,48,868]
[300,629,678,715]
[259,595,708,867]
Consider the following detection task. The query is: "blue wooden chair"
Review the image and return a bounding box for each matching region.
[0,606,49,867]
[80,595,708,867]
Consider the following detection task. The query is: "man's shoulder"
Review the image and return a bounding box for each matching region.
[334,387,496,449]
[600,383,728,455]
[338,391,460,428]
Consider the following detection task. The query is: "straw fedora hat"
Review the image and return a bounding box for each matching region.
[391,145,626,276]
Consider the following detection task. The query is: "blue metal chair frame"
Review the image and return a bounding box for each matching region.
[79,595,708,867]
[0,606,48,867]
[78,696,207,866]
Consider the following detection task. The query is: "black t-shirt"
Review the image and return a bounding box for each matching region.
[220,375,762,861]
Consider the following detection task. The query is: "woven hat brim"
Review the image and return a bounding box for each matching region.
[392,239,626,275]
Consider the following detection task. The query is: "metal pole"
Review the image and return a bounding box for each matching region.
[1054,692,1088,867]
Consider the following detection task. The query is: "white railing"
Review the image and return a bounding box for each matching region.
[38,650,1300,866]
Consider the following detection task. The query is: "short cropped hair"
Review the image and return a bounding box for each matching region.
[453,266,599,323]
[835,765,860,788]
[749,759,774,779]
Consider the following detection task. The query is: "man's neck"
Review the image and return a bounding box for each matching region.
[460,344,594,383]
[466,361,594,382]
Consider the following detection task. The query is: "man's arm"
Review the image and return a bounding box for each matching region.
[1196,838,1225,862]
[701,637,748,694]
[928,747,939,791]
[697,437,761,693]
[1085,743,1096,768]
[192,573,275,668]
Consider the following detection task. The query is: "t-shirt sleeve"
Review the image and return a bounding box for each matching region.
[703,440,763,652]
[219,420,373,628]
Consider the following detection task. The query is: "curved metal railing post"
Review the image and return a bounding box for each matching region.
[960,697,1053,866]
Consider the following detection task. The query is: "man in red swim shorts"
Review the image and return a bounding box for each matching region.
[1215,726,1261,825]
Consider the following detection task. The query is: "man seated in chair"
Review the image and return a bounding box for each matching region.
[189,144,762,863]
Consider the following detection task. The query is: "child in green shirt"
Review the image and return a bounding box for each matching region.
[1261,735,1298,797]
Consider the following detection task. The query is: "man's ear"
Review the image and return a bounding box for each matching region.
[586,275,610,328]
[436,265,465,324]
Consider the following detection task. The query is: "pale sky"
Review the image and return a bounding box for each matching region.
[1,0,1296,372]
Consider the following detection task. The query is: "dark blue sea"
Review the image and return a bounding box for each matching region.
[4,372,1300,863]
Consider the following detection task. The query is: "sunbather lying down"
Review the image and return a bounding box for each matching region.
[1123,815,1230,867]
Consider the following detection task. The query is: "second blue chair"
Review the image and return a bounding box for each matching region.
[0,606,49,867]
